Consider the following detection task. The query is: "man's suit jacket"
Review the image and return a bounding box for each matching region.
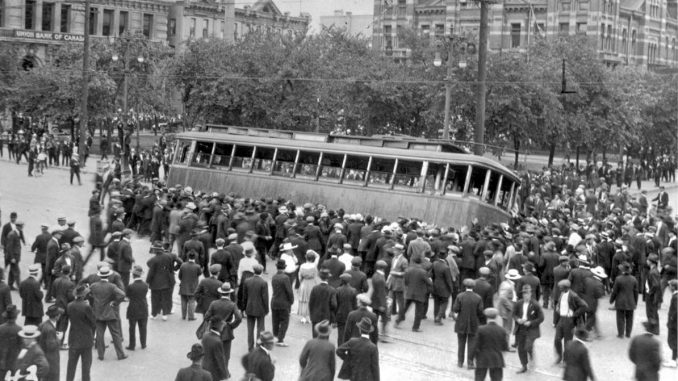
[474,322,507,369]
[89,280,125,321]
[117,239,134,273]
[452,290,484,334]
[516,273,542,302]
[246,346,275,381]
[321,258,346,288]
[243,275,269,317]
[337,336,380,381]
[371,271,387,313]
[204,298,242,341]
[14,343,49,380]
[178,261,202,296]
[431,258,454,298]
[174,364,213,381]
[5,230,22,262]
[629,333,661,381]
[335,284,357,325]
[346,269,368,294]
[387,255,408,292]
[126,279,149,320]
[19,277,43,318]
[610,274,639,310]
[67,299,96,349]
[146,253,179,290]
[270,272,294,311]
[31,232,51,264]
[0,282,11,325]
[563,339,595,381]
[201,331,228,381]
[195,277,222,314]
[299,337,336,381]
[0,322,22,371]
[403,264,431,303]
[52,275,75,310]
[309,282,338,323]
[182,239,204,263]
[473,278,494,322]
[512,297,544,339]
[344,307,378,344]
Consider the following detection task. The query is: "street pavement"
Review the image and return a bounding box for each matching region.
[0,155,677,381]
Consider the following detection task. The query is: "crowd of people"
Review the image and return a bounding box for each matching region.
[0,143,677,381]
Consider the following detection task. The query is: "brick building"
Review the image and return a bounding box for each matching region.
[372,0,678,69]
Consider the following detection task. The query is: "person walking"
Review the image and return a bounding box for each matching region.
[664,279,677,368]
[563,327,596,381]
[645,254,662,333]
[387,244,407,317]
[513,284,544,373]
[583,266,606,339]
[195,264,222,317]
[610,262,639,338]
[553,279,588,365]
[337,317,380,381]
[70,152,81,185]
[4,221,24,291]
[299,320,336,381]
[19,264,43,326]
[178,251,202,321]
[66,285,95,381]
[473,308,507,381]
[629,320,662,381]
[125,265,149,350]
[452,278,484,369]
[201,316,228,381]
[344,294,379,345]
[0,305,22,379]
[175,343,212,381]
[297,251,320,324]
[498,269,520,350]
[395,255,432,332]
[204,282,242,378]
[270,259,294,347]
[242,264,269,351]
[89,265,127,361]
[431,250,454,324]
[51,265,74,347]
[146,242,181,320]
[335,273,357,346]
[244,331,276,381]
[38,305,63,381]
[14,325,49,381]
[308,268,338,338]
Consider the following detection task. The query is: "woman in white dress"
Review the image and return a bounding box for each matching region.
[296,250,320,323]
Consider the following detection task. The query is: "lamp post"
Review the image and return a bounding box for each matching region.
[434,38,468,141]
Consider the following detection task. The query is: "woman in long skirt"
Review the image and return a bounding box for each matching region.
[297,250,320,324]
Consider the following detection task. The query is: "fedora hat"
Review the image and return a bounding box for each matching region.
[97,266,112,278]
[257,331,275,346]
[186,343,205,360]
[73,285,90,298]
[314,320,331,338]
[591,266,607,279]
[356,317,374,333]
[505,269,521,280]
[218,282,234,294]
[18,325,41,339]
[45,305,64,318]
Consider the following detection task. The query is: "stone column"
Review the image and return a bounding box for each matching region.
[54,2,62,32]
[35,0,43,30]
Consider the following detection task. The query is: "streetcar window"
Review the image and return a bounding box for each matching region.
[444,164,468,193]
[393,159,423,191]
[176,140,191,165]
[252,146,275,173]
[467,166,488,197]
[368,157,396,188]
[424,162,447,194]
[486,170,501,204]
[212,143,234,169]
[296,151,320,178]
[232,145,254,170]
[343,155,370,185]
[498,178,514,210]
[273,149,297,177]
[318,152,344,182]
[191,141,213,167]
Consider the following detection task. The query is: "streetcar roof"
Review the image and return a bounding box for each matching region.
[176,130,520,182]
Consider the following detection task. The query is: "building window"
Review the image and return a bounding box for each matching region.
[561,1,571,11]
[202,19,209,38]
[234,23,238,40]
[421,24,430,37]
[666,36,670,60]
[384,25,392,49]
[102,9,113,36]
[559,22,569,36]
[535,23,545,35]
[0,0,4,28]
[119,11,128,35]
[622,29,627,55]
[142,13,153,38]
[600,23,605,49]
[88,7,97,35]
[42,2,53,31]
[607,25,612,50]
[25,0,36,29]
[434,23,444,37]
[673,38,676,62]
[189,18,196,38]
[510,23,521,48]
[220,21,224,38]
[576,22,586,34]
[578,0,589,10]
[631,30,636,55]
[60,4,70,32]
[168,18,176,37]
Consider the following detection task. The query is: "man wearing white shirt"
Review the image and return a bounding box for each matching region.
[338,243,354,270]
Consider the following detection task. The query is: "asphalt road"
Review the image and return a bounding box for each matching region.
[0,155,676,381]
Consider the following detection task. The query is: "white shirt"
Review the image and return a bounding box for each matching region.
[559,291,573,318]
[280,252,298,274]
[522,300,529,321]
[338,253,354,270]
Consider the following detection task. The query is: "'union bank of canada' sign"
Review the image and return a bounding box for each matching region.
[13,30,85,42]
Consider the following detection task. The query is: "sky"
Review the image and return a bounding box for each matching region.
[262,0,374,32]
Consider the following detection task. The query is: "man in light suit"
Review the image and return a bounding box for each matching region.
[513,284,544,373]
[242,264,269,351]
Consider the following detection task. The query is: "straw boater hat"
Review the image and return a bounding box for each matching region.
[18,325,41,339]
[591,266,607,279]
[218,283,234,294]
[505,269,521,281]
[280,242,297,252]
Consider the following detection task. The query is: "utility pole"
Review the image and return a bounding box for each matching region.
[442,42,454,140]
[79,0,90,159]
[474,0,489,156]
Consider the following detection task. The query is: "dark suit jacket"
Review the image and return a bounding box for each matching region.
[474,322,507,368]
[178,261,202,296]
[0,321,22,371]
[19,276,43,318]
[629,333,661,381]
[309,282,338,323]
[31,232,52,264]
[0,282,13,325]
[335,284,357,324]
[610,274,639,310]
[174,364,213,381]
[512,298,544,339]
[299,337,336,381]
[563,339,595,381]
[243,275,269,317]
[452,290,484,334]
[583,276,605,313]
[403,264,432,303]
[89,280,125,321]
[14,343,49,380]
[568,267,593,295]
[516,273,541,302]
[473,278,494,323]
[5,230,22,262]
[337,336,380,381]
[270,271,294,311]
[371,271,387,313]
[117,239,134,273]
[126,279,149,320]
[195,277,223,314]
[201,331,228,381]
[204,297,242,341]
[52,275,75,311]
[321,258,346,288]
[67,299,96,349]
[346,269,369,294]
[246,346,275,381]
[344,307,378,344]
[146,253,178,290]
[431,259,454,298]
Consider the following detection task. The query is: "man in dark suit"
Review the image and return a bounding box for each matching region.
[44,231,63,302]
[38,305,62,381]
[19,264,43,326]
[309,269,338,338]
[539,241,561,309]
[125,265,148,350]
[175,343,212,381]
[452,278,484,369]
[52,265,75,342]
[665,279,677,367]
[146,243,181,320]
[202,316,228,381]
[346,257,369,294]
[645,254,662,333]
[337,317,380,381]
[204,282,242,376]
[474,267,494,325]
[344,294,378,345]
[271,260,294,346]
[553,279,588,364]
[195,264,223,316]
[0,305,22,378]
[610,262,639,338]
[396,255,432,332]
[474,308,508,381]
[4,221,24,291]
[245,331,276,381]
[30,224,52,286]
[14,325,50,380]
[66,285,96,381]
[629,320,662,381]
[516,262,541,304]
[334,273,356,346]
[563,327,596,381]
[372,260,389,340]
[513,284,544,373]
[89,266,126,361]
[117,229,135,290]
[0,270,12,325]
[321,247,346,288]
[243,264,269,351]
[432,251,454,324]
[652,186,669,211]
[299,320,336,381]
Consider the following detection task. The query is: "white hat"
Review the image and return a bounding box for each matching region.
[280,242,298,251]
[505,269,521,280]
[591,266,607,279]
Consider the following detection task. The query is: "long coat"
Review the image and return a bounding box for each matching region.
[0,321,22,373]
[344,307,379,345]
[195,277,222,314]
[431,258,454,299]
[89,280,125,321]
[0,282,12,325]
[126,279,149,320]
[19,276,43,318]
[146,253,179,290]
[452,290,484,334]
[474,322,507,369]
[563,339,595,381]
[270,272,294,311]
[178,261,202,296]
[403,264,431,303]
[243,275,269,317]
[66,299,96,349]
[308,282,338,324]
[610,274,639,310]
[245,346,275,381]
[299,338,336,381]
[337,336,380,381]
[201,331,228,381]
[204,298,242,342]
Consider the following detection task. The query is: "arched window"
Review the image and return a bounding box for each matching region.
[631,30,637,56]
[606,25,612,50]
[622,29,627,55]
[601,23,605,49]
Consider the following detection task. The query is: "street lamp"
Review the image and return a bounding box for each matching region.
[435,38,468,140]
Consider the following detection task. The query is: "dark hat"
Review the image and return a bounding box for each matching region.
[51,230,63,236]
[257,331,275,346]
[618,262,632,273]
[356,317,374,333]
[45,305,64,318]
[318,268,331,280]
[314,320,331,338]
[1,305,19,320]
[218,282,234,294]
[559,255,569,262]
[483,308,499,319]
[132,265,143,277]
[375,260,388,269]
[186,343,205,360]
[351,257,363,266]
[73,285,90,298]
[339,273,352,282]
[61,265,71,275]
[276,259,287,270]
[209,264,222,275]
[522,262,535,272]
[642,320,659,334]
[574,326,588,338]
